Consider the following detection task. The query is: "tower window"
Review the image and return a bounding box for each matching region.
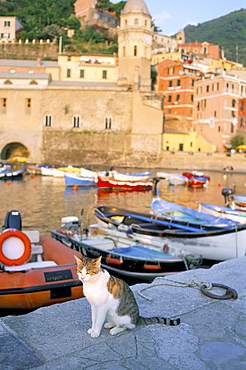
[105,117,112,129]
[134,18,138,25]
[73,115,80,128]
[45,115,52,127]
[102,70,107,79]
[134,45,137,56]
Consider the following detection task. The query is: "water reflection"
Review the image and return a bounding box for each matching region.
[0,169,246,236]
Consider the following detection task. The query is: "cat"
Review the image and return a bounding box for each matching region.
[74,255,180,338]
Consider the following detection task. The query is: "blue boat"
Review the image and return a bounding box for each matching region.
[64,172,97,187]
[151,178,238,227]
[0,169,24,180]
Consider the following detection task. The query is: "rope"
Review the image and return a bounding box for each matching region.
[138,277,212,301]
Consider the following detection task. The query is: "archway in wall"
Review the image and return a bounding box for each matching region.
[1,142,30,162]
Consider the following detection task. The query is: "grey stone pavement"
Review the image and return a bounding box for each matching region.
[1,256,246,370]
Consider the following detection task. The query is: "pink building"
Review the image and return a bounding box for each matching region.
[193,71,241,152]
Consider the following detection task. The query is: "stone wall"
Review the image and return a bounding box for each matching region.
[0,43,58,60]
[41,131,246,172]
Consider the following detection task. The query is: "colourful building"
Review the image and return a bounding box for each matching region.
[158,59,203,126]
[193,71,241,151]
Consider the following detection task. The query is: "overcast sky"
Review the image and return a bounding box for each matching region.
[111,0,246,36]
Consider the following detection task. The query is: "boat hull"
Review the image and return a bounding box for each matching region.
[0,236,83,310]
[97,177,153,190]
[94,205,246,261]
[64,173,96,187]
[50,230,198,283]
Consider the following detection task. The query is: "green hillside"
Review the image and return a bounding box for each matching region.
[184,9,246,65]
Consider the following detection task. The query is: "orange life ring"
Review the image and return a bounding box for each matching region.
[0,229,31,266]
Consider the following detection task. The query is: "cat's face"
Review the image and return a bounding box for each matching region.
[74,255,102,282]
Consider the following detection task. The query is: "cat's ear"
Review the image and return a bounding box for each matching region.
[94,255,102,268]
[74,255,83,264]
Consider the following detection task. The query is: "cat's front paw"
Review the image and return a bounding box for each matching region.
[90,330,100,338]
[87,328,93,335]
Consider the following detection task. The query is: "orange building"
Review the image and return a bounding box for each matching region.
[178,42,221,60]
[158,59,203,126]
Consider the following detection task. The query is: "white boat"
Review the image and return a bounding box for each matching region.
[41,167,54,176]
[94,204,246,262]
[80,167,151,182]
[167,174,187,186]
[199,203,246,224]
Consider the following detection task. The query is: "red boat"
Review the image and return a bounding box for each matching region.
[188,176,208,187]
[97,176,153,190]
[183,172,210,181]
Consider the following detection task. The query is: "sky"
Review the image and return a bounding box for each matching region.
[111,0,246,36]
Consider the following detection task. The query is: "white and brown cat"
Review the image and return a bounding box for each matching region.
[75,255,180,338]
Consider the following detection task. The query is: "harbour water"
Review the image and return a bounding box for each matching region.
[1,168,246,235]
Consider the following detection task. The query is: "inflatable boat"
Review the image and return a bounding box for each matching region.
[0,210,84,311]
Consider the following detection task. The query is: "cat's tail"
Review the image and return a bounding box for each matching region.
[137,316,180,326]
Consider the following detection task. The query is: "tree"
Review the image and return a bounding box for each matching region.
[230,133,246,149]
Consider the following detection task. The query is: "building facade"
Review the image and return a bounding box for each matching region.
[0,0,164,164]
[158,59,203,126]
[193,71,242,151]
[0,16,23,43]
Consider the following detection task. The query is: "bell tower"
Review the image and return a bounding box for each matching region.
[118,0,153,90]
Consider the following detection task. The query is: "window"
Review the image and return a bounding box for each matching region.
[192,79,195,86]
[105,117,112,129]
[4,21,10,27]
[45,115,52,127]
[123,46,125,57]
[231,123,234,133]
[125,20,127,26]
[217,83,219,90]
[73,116,80,128]
[177,80,181,87]
[232,111,235,118]
[191,95,194,102]
[1,98,7,114]
[169,80,173,87]
[168,95,172,103]
[232,99,236,108]
[218,126,221,132]
[80,69,84,78]
[26,98,31,114]
[214,111,217,117]
[179,143,183,151]
[102,70,107,79]
[176,94,180,102]
[134,45,137,56]
[134,18,138,25]
[67,69,71,78]
[206,85,209,92]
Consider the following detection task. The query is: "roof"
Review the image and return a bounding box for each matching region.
[122,0,150,15]
[0,59,58,68]
[0,72,50,79]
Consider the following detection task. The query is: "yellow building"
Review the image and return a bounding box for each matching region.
[58,53,118,83]
[163,117,216,153]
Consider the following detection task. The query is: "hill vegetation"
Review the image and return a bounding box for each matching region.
[184,9,246,65]
[1,1,246,63]
[0,0,126,54]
